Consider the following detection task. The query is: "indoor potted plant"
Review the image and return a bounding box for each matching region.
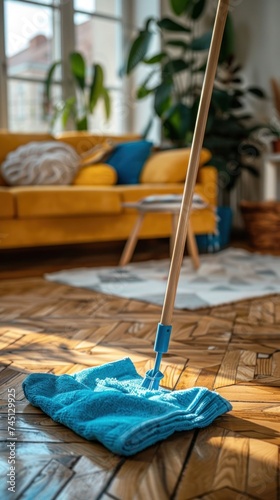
[44,52,111,131]
[124,0,267,249]
[194,56,266,250]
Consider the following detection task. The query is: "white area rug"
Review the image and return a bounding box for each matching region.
[45,248,280,310]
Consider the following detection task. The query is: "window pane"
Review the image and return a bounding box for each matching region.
[74,0,120,16]
[75,14,121,88]
[74,0,95,13]
[5,0,58,80]
[7,79,61,132]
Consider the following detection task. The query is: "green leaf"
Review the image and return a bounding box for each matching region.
[204,135,241,151]
[231,97,243,109]
[163,58,189,76]
[143,52,167,64]
[205,154,227,172]
[69,52,86,91]
[126,30,153,73]
[61,97,76,129]
[154,81,173,116]
[49,101,65,130]
[190,0,206,19]
[170,0,192,16]
[144,17,155,31]
[205,107,215,134]
[102,88,111,120]
[49,105,60,130]
[192,62,207,73]
[89,64,104,113]
[136,72,156,99]
[157,17,190,32]
[190,97,200,130]
[163,103,192,143]
[142,115,154,138]
[248,87,266,98]
[234,89,244,97]
[219,16,235,63]
[44,60,61,103]
[212,89,232,112]
[207,115,246,138]
[76,116,88,130]
[166,40,189,50]
[190,31,212,51]
[137,85,156,99]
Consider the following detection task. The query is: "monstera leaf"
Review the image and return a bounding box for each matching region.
[157,17,190,32]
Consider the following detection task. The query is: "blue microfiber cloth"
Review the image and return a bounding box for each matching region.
[22,357,232,456]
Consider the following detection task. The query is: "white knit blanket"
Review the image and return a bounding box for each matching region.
[1,141,80,186]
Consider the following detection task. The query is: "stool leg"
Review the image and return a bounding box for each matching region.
[119,213,145,266]
[186,221,200,270]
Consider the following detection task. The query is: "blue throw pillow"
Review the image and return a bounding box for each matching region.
[106,140,153,184]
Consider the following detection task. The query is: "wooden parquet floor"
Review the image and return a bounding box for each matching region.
[0,275,279,499]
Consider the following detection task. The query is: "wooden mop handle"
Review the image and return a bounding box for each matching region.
[161,0,230,325]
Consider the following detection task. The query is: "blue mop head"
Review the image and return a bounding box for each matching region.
[22,358,231,456]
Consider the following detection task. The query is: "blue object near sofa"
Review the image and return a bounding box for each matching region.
[196,206,233,253]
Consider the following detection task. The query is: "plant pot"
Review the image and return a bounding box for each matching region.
[196,206,233,253]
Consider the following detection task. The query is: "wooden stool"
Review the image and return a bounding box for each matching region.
[119,201,200,269]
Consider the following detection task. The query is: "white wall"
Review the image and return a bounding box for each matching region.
[232,0,280,122]
[231,0,280,207]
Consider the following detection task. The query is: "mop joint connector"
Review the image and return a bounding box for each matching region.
[154,323,172,353]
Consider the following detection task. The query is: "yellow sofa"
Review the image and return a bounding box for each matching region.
[0,131,217,250]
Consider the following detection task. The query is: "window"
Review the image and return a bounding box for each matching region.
[0,0,128,133]
[73,0,125,133]
[2,0,60,131]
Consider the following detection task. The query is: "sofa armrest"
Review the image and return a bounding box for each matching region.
[196,166,218,206]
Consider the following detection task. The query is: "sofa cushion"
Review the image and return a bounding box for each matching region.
[140,148,212,183]
[106,140,153,184]
[1,142,80,186]
[0,189,15,218]
[12,186,122,218]
[73,164,117,186]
